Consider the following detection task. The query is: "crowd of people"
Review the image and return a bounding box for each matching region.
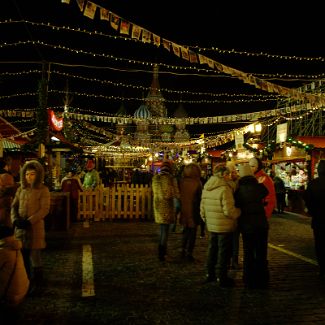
[1,154,324,312]
[152,156,325,290]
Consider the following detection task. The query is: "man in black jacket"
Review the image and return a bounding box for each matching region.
[304,160,325,278]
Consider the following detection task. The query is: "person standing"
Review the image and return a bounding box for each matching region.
[61,168,83,222]
[83,159,100,190]
[11,160,50,292]
[303,160,325,279]
[226,161,241,269]
[200,164,240,287]
[234,164,269,289]
[0,158,16,227]
[179,163,202,262]
[0,224,29,308]
[249,157,276,219]
[152,160,180,262]
[273,174,286,214]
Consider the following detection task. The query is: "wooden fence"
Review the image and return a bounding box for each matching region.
[78,184,152,221]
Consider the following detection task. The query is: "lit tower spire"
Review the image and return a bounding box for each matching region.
[146,64,167,117]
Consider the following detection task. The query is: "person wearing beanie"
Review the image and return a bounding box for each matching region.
[249,157,276,219]
[200,164,240,287]
[152,160,180,262]
[304,159,325,279]
[11,160,50,293]
[234,163,270,289]
[0,224,30,308]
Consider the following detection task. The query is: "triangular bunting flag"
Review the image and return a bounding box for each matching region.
[181,47,189,61]
[152,34,160,47]
[100,8,110,21]
[75,0,85,11]
[110,13,120,30]
[83,1,97,19]
[142,29,151,43]
[172,43,180,57]
[131,25,141,39]
[163,39,170,51]
[120,20,130,35]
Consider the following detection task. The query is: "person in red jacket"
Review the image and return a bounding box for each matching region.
[249,157,276,219]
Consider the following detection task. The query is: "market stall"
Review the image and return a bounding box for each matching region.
[271,143,309,214]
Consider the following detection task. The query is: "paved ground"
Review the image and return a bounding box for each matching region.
[3,212,325,325]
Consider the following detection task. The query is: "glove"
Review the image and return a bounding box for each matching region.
[14,219,31,229]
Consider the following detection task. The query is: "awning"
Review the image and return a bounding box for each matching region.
[1,139,21,149]
[296,136,325,149]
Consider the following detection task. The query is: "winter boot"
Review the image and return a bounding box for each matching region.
[158,245,165,261]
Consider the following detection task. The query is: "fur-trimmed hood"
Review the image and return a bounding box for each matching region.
[20,160,45,189]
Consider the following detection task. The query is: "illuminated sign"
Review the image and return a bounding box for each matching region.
[48,109,63,131]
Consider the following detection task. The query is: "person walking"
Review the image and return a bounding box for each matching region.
[179,163,202,262]
[152,160,180,262]
[0,224,29,308]
[0,158,16,227]
[249,157,276,219]
[11,160,50,292]
[303,160,325,279]
[200,164,240,287]
[234,164,269,289]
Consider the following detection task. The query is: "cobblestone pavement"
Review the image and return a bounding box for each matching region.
[4,212,325,325]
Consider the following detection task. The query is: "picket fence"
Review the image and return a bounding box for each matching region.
[77,184,153,221]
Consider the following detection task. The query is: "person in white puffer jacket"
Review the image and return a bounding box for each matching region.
[200,164,241,287]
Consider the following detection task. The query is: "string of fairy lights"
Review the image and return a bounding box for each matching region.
[2,69,322,98]
[1,20,325,63]
[1,17,324,150]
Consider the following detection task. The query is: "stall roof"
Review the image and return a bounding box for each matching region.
[296,136,325,149]
[0,116,29,145]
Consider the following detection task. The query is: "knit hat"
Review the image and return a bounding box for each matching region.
[0,225,14,239]
[238,164,253,178]
[213,164,230,178]
[317,160,325,177]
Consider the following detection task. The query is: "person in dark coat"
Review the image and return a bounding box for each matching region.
[234,163,269,289]
[304,159,325,278]
[179,163,202,262]
[273,175,286,214]
[61,169,83,222]
[0,158,16,227]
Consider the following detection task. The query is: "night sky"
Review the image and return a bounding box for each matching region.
[1,0,324,139]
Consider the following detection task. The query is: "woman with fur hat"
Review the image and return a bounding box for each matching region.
[200,164,240,287]
[234,163,269,289]
[304,160,325,279]
[11,160,50,292]
[0,225,29,307]
[152,160,180,262]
